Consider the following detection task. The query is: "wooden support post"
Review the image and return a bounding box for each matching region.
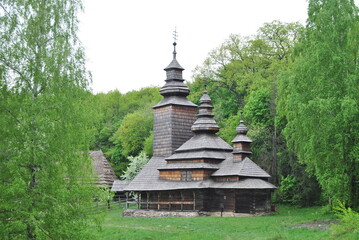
[169,192,172,211]
[125,192,129,209]
[157,192,160,210]
[180,191,184,211]
[147,192,149,209]
[137,193,140,209]
[193,191,196,211]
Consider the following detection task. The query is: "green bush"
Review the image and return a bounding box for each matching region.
[330,201,359,239]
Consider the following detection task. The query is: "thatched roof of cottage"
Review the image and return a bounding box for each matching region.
[90,150,118,188]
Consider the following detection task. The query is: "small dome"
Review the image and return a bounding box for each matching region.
[236,120,248,134]
[191,91,219,133]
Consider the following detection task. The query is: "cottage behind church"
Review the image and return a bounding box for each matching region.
[124,41,276,215]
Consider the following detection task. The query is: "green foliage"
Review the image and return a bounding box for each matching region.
[143,131,154,157]
[278,0,359,206]
[331,201,359,239]
[217,112,240,144]
[0,0,104,239]
[243,88,272,127]
[277,175,298,204]
[190,21,304,188]
[122,152,150,181]
[89,87,160,178]
[112,109,153,157]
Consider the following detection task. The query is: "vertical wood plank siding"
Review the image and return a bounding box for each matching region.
[139,189,271,213]
[153,105,196,157]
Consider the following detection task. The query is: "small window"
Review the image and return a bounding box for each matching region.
[181,171,192,181]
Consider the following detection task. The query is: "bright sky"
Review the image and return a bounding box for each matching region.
[78,0,308,94]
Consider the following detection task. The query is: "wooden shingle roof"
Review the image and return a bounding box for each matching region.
[124,156,276,191]
[125,90,276,192]
[111,180,130,192]
[212,157,271,178]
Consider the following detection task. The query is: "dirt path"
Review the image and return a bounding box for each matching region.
[286,219,339,230]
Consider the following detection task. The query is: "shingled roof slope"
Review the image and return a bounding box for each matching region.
[125,89,275,191]
[174,134,232,152]
[90,150,118,188]
[212,157,271,178]
[124,155,276,191]
[111,180,130,192]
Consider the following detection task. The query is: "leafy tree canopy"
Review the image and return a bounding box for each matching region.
[0,0,104,239]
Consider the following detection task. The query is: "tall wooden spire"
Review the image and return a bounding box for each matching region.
[152,39,197,157]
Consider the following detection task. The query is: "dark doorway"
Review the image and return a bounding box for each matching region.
[235,194,251,213]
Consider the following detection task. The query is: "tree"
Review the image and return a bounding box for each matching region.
[278,0,359,206]
[111,108,153,158]
[0,1,103,239]
[191,21,304,186]
[122,152,150,181]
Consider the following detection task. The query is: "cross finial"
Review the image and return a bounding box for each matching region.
[240,111,243,121]
[172,27,178,59]
[173,27,178,43]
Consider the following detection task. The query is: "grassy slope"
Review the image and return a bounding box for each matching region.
[89,205,335,240]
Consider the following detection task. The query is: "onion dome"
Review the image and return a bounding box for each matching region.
[191,90,219,133]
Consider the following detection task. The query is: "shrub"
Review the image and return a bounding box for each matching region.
[330,201,359,239]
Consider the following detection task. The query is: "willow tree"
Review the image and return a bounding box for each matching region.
[0,1,103,239]
[278,0,359,206]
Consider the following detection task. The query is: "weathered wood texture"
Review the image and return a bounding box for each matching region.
[153,105,196,157]
[138,189,271,213]
[159,170,214,181]
[167,159,222,164]
[212,176,240,182]
[233,142,251,151]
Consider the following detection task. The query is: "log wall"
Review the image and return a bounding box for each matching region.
[159,170,214,181]
[138,189,272,214]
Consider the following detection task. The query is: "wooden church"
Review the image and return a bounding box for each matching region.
[124,41,276,215]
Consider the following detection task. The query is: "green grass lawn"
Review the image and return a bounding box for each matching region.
[89,205,338,240]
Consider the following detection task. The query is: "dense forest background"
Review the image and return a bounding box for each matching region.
[90,2,358,209]
[1,0,358,239]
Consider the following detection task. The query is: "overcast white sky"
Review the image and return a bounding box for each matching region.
[78,0,308,94]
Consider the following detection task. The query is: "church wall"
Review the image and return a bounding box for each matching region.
[153,105,196,157]
[159,169,214,181]
[171,105,197,151]
[137,189,271,214]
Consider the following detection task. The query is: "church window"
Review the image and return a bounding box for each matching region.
[181,171,192,181]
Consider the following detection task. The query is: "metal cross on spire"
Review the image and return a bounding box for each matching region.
[172,27,178,59]
[173,27,178,43]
